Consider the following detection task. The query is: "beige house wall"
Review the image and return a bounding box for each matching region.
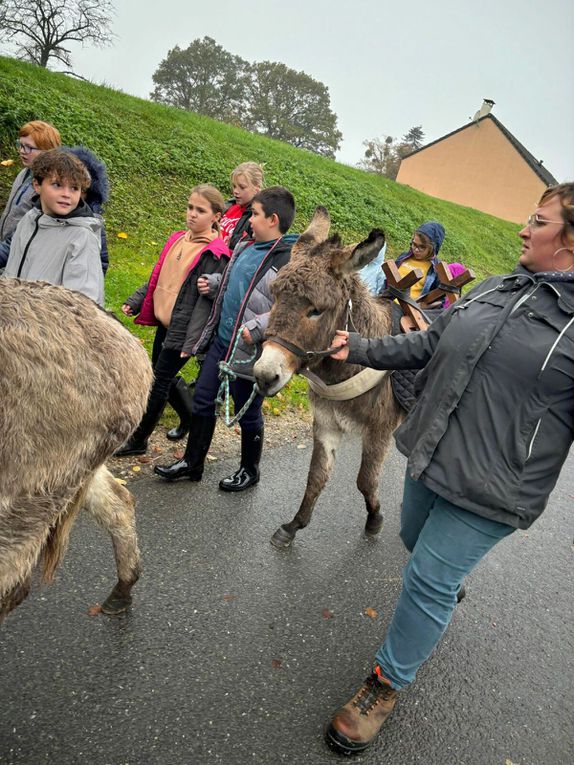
[396,119,547,224]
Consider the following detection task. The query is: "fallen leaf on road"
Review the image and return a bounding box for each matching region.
[223,594,236,602]
[271,659,282,669]
[87,604,102,616]
[115,478,127,485]
[137,455,152,464]
[173,448,184,459]
[131,465,141,472]
[505,759,519,765]
[364,607,378,619]
[322,608,334,619]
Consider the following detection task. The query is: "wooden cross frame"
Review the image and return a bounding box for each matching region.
[416,262,475,310]
[381,261,428,332]
[382,261,476,333]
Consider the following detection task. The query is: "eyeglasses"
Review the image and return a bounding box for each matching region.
[15,141,40,155]
[527,213,563,228]
[410,240,429,252]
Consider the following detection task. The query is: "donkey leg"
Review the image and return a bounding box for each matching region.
[271,423,343,549]
[0,576,32,623]
[357,426,394,537]
[83,466,141,615]
[0,493,68,622]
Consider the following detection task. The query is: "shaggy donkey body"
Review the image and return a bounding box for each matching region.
[254,208,403,548]
[0,279,153,620]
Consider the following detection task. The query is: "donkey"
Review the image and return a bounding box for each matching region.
[0,278,153,621]
[254,208,404,548]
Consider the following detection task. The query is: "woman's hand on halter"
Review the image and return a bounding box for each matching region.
[330,330,350,361]
[121,303,134,316]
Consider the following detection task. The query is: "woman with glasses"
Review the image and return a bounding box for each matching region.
[0,121,61,266]
[325,183,574,754]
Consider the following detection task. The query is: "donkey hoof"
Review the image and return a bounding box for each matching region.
[271,526,295,549]
[364,515,384,537]
[101,588,132,616]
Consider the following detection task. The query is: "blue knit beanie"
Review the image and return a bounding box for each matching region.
[416,221,445,256]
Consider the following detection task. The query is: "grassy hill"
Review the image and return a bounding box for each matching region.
[0,56,523,413]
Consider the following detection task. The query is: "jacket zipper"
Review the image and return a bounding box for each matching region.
[16,214,41,277]
[539,315,574,376]
[526,419,541,461]
[223,237,283,362]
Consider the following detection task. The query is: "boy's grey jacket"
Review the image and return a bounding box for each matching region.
[193,234,297,376]
[346,267,574,530]
[0,168,35,240]
[3,204,104,306]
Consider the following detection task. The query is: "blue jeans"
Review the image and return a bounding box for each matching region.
[192,335,264,431]
[375,472,514,689]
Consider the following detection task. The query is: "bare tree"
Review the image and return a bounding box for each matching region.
[0,0,115,68]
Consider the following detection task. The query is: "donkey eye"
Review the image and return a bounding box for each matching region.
[307,307,323,319]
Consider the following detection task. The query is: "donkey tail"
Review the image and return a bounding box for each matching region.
[40,482,88,584]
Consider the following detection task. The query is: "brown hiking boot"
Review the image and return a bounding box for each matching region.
[326,671,398,754]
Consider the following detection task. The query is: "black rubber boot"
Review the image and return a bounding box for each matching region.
[154,414,216,481]
[166,376,195,441]
[219,427,263,492]
[114,386,168,457]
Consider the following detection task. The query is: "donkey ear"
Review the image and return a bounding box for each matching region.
[332,229,386,274]
[291,206,330,257]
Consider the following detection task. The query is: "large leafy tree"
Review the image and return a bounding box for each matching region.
[244,61,342,158]
[150,40,342,158]
[150,37,249,124]
[0,0,115,68]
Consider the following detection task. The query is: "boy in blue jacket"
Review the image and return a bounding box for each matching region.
[155,186,297,492]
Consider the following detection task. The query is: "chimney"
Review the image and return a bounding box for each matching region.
[472,98,496,122]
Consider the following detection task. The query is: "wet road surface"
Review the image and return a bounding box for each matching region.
[1,440,572,764]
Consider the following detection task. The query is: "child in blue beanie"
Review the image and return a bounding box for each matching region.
[395,221,446,301]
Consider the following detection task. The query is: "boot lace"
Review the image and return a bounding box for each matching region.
[353,673,394,716]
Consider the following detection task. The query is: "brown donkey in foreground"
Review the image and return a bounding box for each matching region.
[254,208,403,548]
[0,279,153,621]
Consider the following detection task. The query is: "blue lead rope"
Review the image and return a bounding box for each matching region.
[216,325,259,427]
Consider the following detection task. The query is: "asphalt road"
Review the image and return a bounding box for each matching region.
[1,438,573,765]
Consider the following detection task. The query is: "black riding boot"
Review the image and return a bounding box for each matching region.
[166,376,195,441]
[219,427,263,492]
[114,386,168,457]
[154,414,216,481]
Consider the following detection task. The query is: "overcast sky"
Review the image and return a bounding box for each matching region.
[17,0,574,181]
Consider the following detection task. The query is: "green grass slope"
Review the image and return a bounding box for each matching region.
[0,57,523,413]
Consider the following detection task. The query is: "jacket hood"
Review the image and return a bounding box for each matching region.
[64,145,110,209]
[29,201,101,235]
[416,221,445,255]
[256,233,299,252]
[207,236,232,259]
